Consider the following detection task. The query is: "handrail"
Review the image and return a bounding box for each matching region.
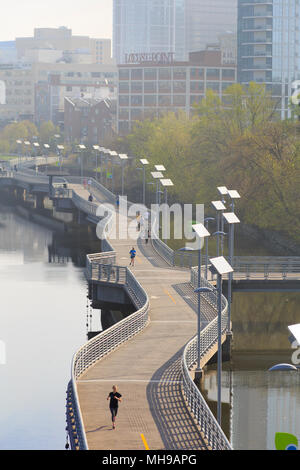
[181,274,232,450]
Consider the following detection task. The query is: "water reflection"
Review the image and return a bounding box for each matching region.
[0,204,88,449]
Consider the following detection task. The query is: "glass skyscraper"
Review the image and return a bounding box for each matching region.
[113,0,186,64]
[185,0,237,53]
[238,0,300,118]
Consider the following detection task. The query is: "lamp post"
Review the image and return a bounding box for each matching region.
[24,141,31,160]
[204,217,215,279]
[217,187,228,255]
[119,154,128,196]
[109,151,118,194]
[93,145,100,181]
[151,171,164,206]
[139,158,149,206]
[78,144,86,179]
[16,140,23,167]
[44,144,50,172]
[57,145,64,172]
[209,256,234,426]
[211,201,226,256]
[222,212,240,333]
[192,223,211,383]
[160,178,174,243]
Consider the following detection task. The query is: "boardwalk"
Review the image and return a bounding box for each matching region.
[70,183,213,450]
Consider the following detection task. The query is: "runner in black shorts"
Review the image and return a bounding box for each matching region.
[107,385,122,429]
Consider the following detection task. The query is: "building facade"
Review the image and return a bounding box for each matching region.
[113,0,186,64]
[64,97,115,144]
[0,62,117,124]
[238,0,300,119]
[16,27,112,65]
[117,51,236,134]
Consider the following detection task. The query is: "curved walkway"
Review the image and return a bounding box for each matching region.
[71,183,210,450]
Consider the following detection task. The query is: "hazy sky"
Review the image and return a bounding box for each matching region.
[0,0,113,41]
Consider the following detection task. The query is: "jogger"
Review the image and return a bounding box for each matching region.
[107,385,122,429]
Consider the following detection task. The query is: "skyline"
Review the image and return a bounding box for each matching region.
[0,0,113,41]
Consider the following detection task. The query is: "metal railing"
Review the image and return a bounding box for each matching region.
[181,274,232,450]
[231,256,300,280]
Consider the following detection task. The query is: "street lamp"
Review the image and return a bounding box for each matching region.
[78,144,86,179]
[222,212,240,333]
[109,150,118,194]
[192,223,211,383]
[155,164,166,172]
[93,145,100,182]
[204,217,215,279]
[24,141,31,160]
[16,140,23,166]
[211,201,226,256]
[57,145,64,171]
[151,171,164,206]
[217,187,228,255]
[160,178,174,243]
[209,256,234,426]
[119,153,128,196]
[139,158,149,205]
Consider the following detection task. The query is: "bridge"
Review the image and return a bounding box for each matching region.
[1,159,299,451]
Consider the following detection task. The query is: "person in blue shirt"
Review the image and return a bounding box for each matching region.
[129,247,136,266]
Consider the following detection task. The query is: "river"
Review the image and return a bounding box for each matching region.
[0,201,92,450]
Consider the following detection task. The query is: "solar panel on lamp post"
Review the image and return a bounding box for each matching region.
[209,256,234,427]
[192,223,211,383]
[211,201,226,257]
[222,212,240,334]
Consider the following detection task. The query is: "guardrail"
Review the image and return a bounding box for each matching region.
[181,275,232,450]
[231,256,300,280]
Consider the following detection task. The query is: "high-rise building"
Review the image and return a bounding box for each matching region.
[238,0,300,119]
[113,0,186,64]
[185,0,237,53]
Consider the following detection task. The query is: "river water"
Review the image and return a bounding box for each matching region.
[0,202,91,450]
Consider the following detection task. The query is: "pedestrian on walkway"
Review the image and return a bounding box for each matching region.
[129,247,136,266]
[145,229,151,245]
[107,385,122,430]
[88,194,93,202]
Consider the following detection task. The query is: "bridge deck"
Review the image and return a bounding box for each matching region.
[72,183,212,450]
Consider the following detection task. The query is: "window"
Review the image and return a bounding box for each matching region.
[144,95,156,106]
[173,95,186,106]
[144,68,157,80]
[159,68,171,80]
[222,69,235,80]
[206,69,220,80]
[131,108,143,120]
[158,95,171,106]
[119,82,129,93]
[173,68,186,80]
[173,81,186,93]
[144,82,157,93]
[131,81,143,93]
[190,68,204,80]
[92,72,101,78]
[206,82,220,92]
[158,81,171,93]
[131,69,143,80]
[119,95,129,106]
[119,108,129,119]
[119,69,130,80]
[190,82,204,93]
[131,95,142,106]
[190,95,203,106]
